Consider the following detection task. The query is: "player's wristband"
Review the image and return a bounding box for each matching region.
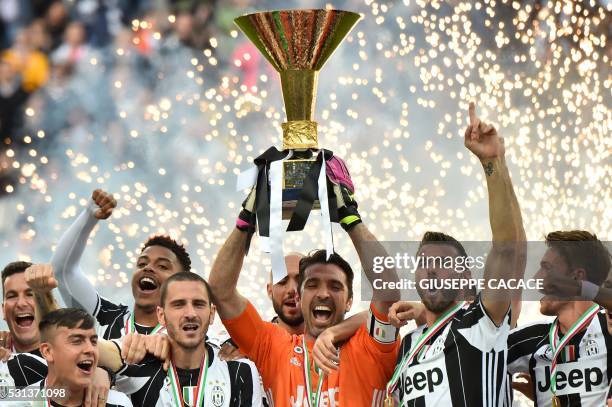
[338,204,361,231]
[581,280,599,300]
[339,214,362,231]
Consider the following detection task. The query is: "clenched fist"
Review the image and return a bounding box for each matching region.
[25,264,58,293]
[121,332,172,370]
[388,301,426,328]
[0,331,12,361]
[92,189,117,220]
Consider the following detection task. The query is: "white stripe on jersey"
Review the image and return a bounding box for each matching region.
[3,352,47,388]
[394,297,511,407]
[93,295,168,340]
[116,345,263,406]
[508,311,612,407]
[92,295,130,340]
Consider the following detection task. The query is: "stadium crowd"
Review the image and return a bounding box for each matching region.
[0,1,610,407]
[0,0,261,197]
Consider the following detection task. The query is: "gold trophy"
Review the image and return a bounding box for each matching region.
[235,9,360,220]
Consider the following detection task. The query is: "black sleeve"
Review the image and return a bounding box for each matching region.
[397,331,414,365]
[455,295,511,330]
[507,322,549,373]
[120,354,161,377]
[227,360,255,407]
[95,296,130,340]
[117,356,166,406]
[599,313,612,387]
[7,354,48,387]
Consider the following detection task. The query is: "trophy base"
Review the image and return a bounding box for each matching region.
[282,157,319,220]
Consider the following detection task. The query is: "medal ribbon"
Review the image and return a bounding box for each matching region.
[385,301,466,398]
[548,303,599,395]
[42,379,52,407]
[125,312,163,335]
[302,336,325,407]
[167,351,208,407]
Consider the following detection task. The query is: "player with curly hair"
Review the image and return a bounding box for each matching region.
[50,189,192,340]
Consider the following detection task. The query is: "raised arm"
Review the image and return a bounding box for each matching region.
[51,189,116,314]
[98,333,171,374]
[327,156,400,315]
[24,264,59,319]
[208,228,250,319]
[464,102,526,326]
[97,339,124,373]
[347,223,400,314]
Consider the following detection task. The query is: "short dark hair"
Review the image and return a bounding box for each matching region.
[142,235,191,272]
[418,231,468,258]
[418,232,475,300]
[298,250,354,299]
[39,308,96,343]
[2,261,32,296]
[546,230,611,286]
[160,271,212,307]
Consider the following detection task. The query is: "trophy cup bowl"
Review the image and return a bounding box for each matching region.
[235,9,360,219]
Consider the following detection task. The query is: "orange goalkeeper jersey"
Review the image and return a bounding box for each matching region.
[222,301,399,407]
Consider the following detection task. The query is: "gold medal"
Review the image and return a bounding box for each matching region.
[384,395,395,407]
[552,395,561,407]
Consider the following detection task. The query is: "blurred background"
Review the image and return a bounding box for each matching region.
[0,0,610,402]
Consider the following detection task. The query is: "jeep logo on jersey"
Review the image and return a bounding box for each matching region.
[537,364,604,393]
[400,367,444,399]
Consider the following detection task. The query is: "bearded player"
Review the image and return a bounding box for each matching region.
[209,154,400,406]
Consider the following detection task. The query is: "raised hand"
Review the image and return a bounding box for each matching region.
[326,155,361,231]
[121,333,148,365]
[0,331,12,361]
[388,301,426,328]
[539,268,582,299]
[83,368,111,407]
[312,328,339,375]
[464,102,504,160]
[219,341,246,362]
[25,264,58,293]
[511,372,535,401]
[144,333,171,371]
[91,189,117,220]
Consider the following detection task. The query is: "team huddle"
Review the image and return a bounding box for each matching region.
[0,103,610,407]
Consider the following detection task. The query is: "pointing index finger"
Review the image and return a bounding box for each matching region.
[469,102,476,125]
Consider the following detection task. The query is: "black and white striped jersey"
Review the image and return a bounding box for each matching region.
[51,204,160,341]
[507,312,612,407]
[115,344,263,407]
[0,351,48,388]
[393,298,511,406]
[92,296,159,340]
